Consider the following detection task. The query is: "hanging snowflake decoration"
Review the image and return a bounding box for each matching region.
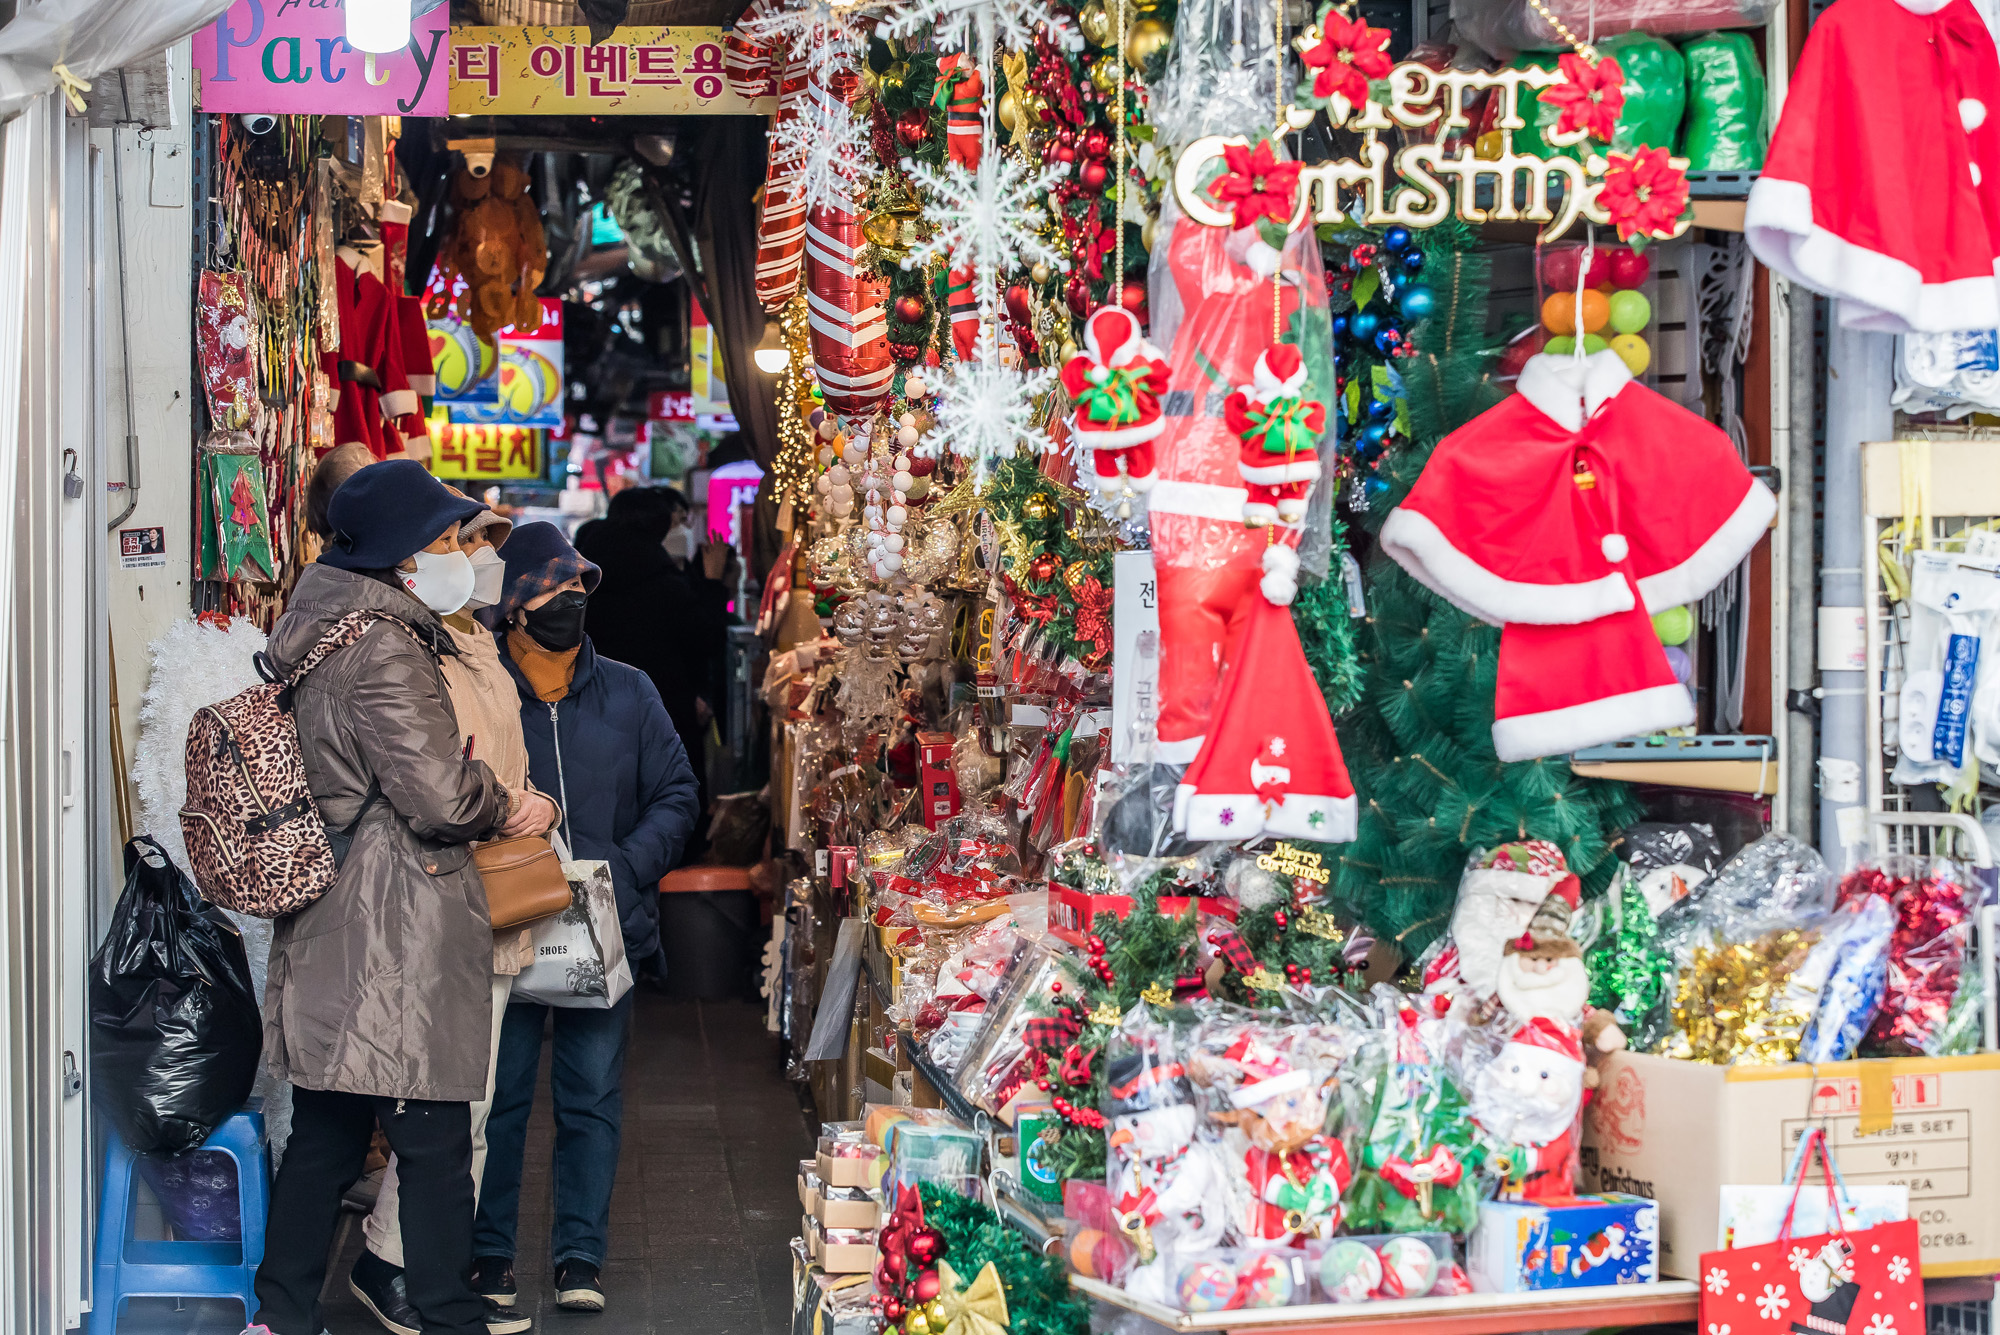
[876,0,1076,55]
[736,0,862,82]
[770,84,879,213]
[899,150,1070,287]
[925,328,1055,480]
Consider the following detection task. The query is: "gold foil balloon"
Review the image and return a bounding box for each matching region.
[1078,0,1112,46]
[1124,17,1172,80]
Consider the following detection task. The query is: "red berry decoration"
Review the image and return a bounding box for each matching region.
[894,294,927,324]
[894,107,931,147]
[1274,910,1288,928]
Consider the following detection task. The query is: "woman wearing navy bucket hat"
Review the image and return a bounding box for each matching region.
[247,459,554,1335]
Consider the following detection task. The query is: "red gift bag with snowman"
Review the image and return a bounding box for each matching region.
[1698,1129,1922,1335]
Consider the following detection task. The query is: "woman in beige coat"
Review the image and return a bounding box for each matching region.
[251,461,554,1335]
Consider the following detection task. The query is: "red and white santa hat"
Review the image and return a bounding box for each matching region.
[1238,344,1310,406]
[1175,596,1356,844]
[1063,306,1168,448]
[1506,1015,1585,1068]
[1222,1035,1314,1107]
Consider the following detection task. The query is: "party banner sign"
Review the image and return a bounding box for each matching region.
[425,420,544,480]
[193,0,451,115]
[448,27,775,115]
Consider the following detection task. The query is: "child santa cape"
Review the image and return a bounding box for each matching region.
[1745,0,2000,332]
[1380,350,1776,761]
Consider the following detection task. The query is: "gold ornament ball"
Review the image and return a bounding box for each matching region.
[1089,58,1121,93]
[904,1312,931,1335]
[1140,214,1157,251]
[1059,339,1079,363]
[925,1300,947,1326]
[1124,17,1172,80]
[1064,560,1092,589]
[1030,261,1052,285]
[998,88,1020,134]
[1023,493,1057,521]
[1078,0,1112,45]
[879,66,908,100]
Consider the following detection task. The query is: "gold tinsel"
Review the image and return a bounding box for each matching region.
[770,290,819,509]
[1667,926,1823,1065]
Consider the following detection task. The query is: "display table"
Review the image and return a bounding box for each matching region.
[1071,1276,1700,1335]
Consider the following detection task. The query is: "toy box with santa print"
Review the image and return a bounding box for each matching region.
[1581,1051,2000,1279]
[1468,1193,1660,1292]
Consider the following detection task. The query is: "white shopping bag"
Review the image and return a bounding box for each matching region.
[512,841,632,1009]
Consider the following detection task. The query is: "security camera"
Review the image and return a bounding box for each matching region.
[237,114,277,136]
[463,151,494,177]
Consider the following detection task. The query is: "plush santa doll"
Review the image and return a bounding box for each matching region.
[1423,841,1577,1015]
[1224,344,1325,527]
[1494,882,1591,1025]
[1061,307,1169,502]
[1746,0,2000,333]
[1381,350,1775,760]
[1470,1016,1588,1201]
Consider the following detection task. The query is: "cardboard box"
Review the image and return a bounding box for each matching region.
[816,1147,887,1190]
[1581,1051,2000,1278]
[917,732,960,828]
[805,1215,878,1274]
[1045,884,1238,948]
[1467,1194,1660,1292]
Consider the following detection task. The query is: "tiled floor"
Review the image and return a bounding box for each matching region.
[111,997,812,1335]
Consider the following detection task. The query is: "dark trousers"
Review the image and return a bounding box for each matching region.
[475,992,632,1269]
[253,1086,483,1335]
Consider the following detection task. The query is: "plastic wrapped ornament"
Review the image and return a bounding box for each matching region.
[1376,1237,1439,1299]
[899,517,961,586]
[897,594,950,659]
[1178,1260,1235,1312]
[1318,1240,1382,1303]
[832,598,868,643]
[863,592,902,659]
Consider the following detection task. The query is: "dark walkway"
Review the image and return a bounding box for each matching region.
[111,996,811,1334]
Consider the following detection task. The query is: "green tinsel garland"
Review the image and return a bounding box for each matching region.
[918,1183,1090,1335]
[1585,872,1673,1048]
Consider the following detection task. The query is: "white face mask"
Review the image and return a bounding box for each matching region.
[663,525,698,561]
[464,546,506,610]
[401,548,477,614]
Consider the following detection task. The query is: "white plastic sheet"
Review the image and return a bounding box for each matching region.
[0,0,232,123]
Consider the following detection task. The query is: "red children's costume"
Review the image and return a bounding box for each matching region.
[1061,306,1169,499]
[1225,344,1325,527]
[1381,350,1775,761]
[1746,0,2000,332]
[324,248,425,460]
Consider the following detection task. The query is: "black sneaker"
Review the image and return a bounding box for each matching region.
[483,1302,532,1334]
[472,1256,518,1309]
[349,1248,420,1335]
[553,1260,606,1313]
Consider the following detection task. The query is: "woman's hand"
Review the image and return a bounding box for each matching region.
[499,788,559,837]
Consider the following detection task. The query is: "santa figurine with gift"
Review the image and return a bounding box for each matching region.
[1061,306,1170,506]
[1210,1035,1352,1246]
[1224,344,1325,527]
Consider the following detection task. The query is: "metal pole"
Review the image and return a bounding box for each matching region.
[1785,281,1818,840]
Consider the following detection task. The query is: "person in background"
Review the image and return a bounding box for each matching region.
[250,461,555,1335]
[472,523,701,1316]
[347,498,553,1335]
[302,442,376,542]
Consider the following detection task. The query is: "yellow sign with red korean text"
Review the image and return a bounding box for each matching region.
[448,27,777,116]
[426,420,544,480]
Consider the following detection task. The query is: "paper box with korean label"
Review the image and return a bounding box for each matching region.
[1467,1194,1660,1293]
[1581,1052,2000,1279]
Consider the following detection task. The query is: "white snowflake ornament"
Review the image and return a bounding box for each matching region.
[926,327,1054,480]
[900,151,1070,290]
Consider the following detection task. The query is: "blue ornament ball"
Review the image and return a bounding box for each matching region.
[1349,310,1381,342]
[1398,285,1437,320]
[1364,476,1391,498]
[1372,328,1401,356]
[1365,396,1394,421]
[1331,313,1351,341]
[1383,225,1412,252]
[1361,422,1390,446]
[1400,249,1426,275]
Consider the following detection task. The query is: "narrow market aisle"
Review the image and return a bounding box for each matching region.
[319,996,812,1335]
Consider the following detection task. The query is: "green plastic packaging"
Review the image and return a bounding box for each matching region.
[1513,32,1685,161]
[1678,31,1767,171]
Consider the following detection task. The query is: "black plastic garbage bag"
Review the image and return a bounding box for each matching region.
[90,837,261,1156]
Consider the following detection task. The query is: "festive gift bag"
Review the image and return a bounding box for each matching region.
[1698,1129,1923,1335]
[511,847,633,1010]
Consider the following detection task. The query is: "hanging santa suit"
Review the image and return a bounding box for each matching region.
[1745,0,2000,332]
[377,201,437,455]
[1380,350,1776,761]
[1147,213,1325,764]
[803,67,893,425]
[725,0,811,311]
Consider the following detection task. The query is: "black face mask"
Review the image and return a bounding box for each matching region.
[520,590,589,651]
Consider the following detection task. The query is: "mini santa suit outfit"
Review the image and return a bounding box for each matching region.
[325,247,424,460]
[1061,306,1170,497]
[1148,213,1324,763]
[1381,350,1776,761]
[1746,0,2000,332]
[1225,344,1325,526]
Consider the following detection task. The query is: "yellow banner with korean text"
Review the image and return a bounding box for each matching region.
[448,27,777,115]
[426,420,545,480]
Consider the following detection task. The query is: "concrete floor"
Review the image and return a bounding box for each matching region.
[107,997,812,1335]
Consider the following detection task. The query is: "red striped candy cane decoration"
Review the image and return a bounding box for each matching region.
[804,67,891,424]
[725,0,809,311]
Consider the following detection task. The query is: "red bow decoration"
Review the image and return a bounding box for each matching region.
[1380,1146,1464,1219]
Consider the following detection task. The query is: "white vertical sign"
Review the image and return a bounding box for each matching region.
[1111,550,1160,764]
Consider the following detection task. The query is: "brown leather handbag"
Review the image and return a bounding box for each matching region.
[473,834,573,929]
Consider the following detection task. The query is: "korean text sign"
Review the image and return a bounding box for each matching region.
[449,27,775,115]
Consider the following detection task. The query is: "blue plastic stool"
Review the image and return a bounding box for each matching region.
[90,1110,268,1334]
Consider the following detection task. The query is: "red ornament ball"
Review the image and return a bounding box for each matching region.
[894,107,931,147]
[1065,276,1092,317]
[1118,280,1148,315]
[908,1231,942,1265]
[1004,284,1034,324]
[913,1270,942,1303]
[883,1300,904,1322]
[894,294,927,324]
[1080,127,1110,159]
[1609,247,1652,289]
[1030,554,1060,581]
[887,341,926,364]
[906,454,937,477]
[1078,159,1109,193]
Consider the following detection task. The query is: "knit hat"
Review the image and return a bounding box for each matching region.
[495,521,601,622]
[447,486,514,547]
[1105,1054,1193,1115]
[320,459,486,571]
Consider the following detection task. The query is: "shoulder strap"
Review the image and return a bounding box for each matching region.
[286,611,421,686]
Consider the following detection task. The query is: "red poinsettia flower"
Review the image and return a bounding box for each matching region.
[1213,138,1304,229]
[1300,9,1394,109]
[1542,52,1626,142]
[1598,146,1690,242]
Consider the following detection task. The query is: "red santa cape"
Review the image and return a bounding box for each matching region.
[1380,350,1775,760]
[1173,591,1356,842]
[1745,0,2000,332]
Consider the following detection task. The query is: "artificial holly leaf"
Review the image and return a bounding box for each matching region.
[1351,266,1380,313]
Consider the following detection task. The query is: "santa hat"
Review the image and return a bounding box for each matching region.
[1060,307,1168,450]
[1174,595,1356,843]
[1507,1015,1585,1068]
[1222,1035,1314,1107]
[1503,874,1584,961]
[1241,344,1310,404]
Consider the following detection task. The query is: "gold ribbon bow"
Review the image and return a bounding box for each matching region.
[935,1260,1010,1335]
[50,64,91,114]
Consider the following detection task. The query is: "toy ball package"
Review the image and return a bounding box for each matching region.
[1467,1193,1660,1292]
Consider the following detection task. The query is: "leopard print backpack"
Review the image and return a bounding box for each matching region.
[180,612,412,918]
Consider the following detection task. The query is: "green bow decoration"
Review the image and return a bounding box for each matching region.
[935,1260,1010,1335]
[1071,365,1152,427]
[1242,395,1323,455]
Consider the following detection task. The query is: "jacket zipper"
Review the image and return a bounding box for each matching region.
[548,701,573,849]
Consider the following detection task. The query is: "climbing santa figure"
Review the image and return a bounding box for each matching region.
[1225,344,1324,527]
[1061,306,1169,505]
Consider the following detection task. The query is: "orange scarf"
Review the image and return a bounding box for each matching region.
[507,626,578,703]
